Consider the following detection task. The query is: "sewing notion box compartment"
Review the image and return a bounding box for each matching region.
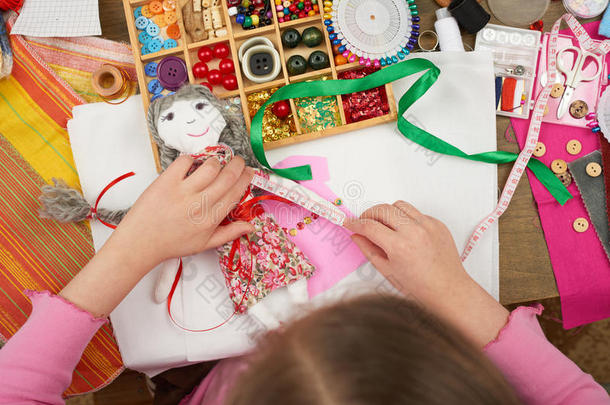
[121,0,398,164]
[476,23,608,128]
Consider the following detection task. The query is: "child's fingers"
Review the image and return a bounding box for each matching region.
[210,168,254,223]
[343,218,394,252]
[351,234,389,270]
[205,221,254,248]
[204,156,246,201]
[360,204,413,231]
[392,200,424,221]
[185,156,221,191]
[164,155,194,180]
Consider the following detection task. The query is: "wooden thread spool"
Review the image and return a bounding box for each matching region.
[91,64,131,105]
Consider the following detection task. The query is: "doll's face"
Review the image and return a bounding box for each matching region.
[157,98,227,155]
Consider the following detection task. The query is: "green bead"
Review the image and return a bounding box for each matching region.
[409,4,417,9]
[243,15,252,27]
[301,27,323,47]
[411,10,418,15]
[297,1,304,9]
[287,55,307,75]
[281,28,301,48]
[308,50,329,70]
[291,13,298,19]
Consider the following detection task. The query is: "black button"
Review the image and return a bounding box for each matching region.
[249,52,274,76]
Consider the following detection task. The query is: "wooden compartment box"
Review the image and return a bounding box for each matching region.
[122,0,397,162]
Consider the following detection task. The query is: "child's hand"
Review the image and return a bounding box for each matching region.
[345,201,509,347]
[111,155,254,272]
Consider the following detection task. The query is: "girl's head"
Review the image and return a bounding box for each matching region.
[227,295,520,405]
[147,85,262,170]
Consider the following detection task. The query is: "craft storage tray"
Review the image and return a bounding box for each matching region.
[121,0,397,168]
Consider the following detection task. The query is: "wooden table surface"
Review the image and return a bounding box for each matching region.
[97,0,600,305]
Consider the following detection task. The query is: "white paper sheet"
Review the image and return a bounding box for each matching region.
[68,51,498,373]
[11,0,101,37]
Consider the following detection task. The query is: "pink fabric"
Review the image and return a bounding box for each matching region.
[511,21,610,328]
[484,305,609,404]
[0,291,106,404]
[261,156,367,297]
[0,292,608,404]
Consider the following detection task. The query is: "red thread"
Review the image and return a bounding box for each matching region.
[0,0,23,14]
[166,191,294,332]
[86,172,136,229]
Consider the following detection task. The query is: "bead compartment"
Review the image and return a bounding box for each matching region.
[122,0,397,170]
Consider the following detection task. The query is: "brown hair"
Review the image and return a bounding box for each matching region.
[227,294,521,405]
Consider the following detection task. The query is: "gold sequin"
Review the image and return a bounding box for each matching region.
[248,88,298,143]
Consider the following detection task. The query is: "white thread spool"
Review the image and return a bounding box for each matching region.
[434,8,464,51]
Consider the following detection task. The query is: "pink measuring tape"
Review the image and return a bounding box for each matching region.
[461,14,609,261]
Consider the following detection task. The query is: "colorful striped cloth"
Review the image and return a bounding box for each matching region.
[0,16,136,396]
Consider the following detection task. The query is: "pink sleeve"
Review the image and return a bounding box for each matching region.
[484,304,609,405]
[0,290,107,404]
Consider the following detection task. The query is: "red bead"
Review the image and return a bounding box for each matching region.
[218,58,235,74]
[221,73,238,90]
[311,213,319,219]
[213,43,230,59]
[298,11,306,18]
[289,4,297,11]
[208,69,222,85]
[197,46,213,62]
[529,20,543,31]
[200,82,213,91]
[192,61,209,79]
[296,222,305,230]
[271,100,291,119]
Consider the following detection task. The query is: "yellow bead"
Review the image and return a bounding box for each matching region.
[304,216,312,224]
[277,11,284,17]
[289,228,297,236]
[308,9,315,16]
[275,0,281,4]
[251,14,259,25]
[323,13,331,19]
[323,6,332,12]
[323,1,332,5]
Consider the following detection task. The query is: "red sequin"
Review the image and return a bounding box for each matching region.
[339,67,390,123]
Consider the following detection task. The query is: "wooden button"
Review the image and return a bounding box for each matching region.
[586,162,602,177]
[569,100,588,119]
[550,83,564,98]
[533,142,546,157]
[573,217,589,232]
[556,171,572,186]
[551,159,567,174]
[566,139,582,155]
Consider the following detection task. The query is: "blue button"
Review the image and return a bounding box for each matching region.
[138,31,152,44]
[147,38,163,53]
[144,61,158,77]
[141,46,152,55]
[135,16,149,30]
[134,6,143,18]
[151,93,164,102]
[163,39,178,49]
[148,79,163,94]
[152,35,164,43]
[146,23,160,36]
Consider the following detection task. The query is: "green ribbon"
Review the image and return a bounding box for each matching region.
[250,58,572,205]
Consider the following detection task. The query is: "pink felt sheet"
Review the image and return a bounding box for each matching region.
[261,156,367,298]
[511,21,610,328]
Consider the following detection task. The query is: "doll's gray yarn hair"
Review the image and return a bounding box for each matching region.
[39,84,264,225]
[148,84,264,171]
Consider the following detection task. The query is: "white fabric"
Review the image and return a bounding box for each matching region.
[66,50,498,375]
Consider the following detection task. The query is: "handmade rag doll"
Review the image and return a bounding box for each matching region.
[40,84,315,315]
